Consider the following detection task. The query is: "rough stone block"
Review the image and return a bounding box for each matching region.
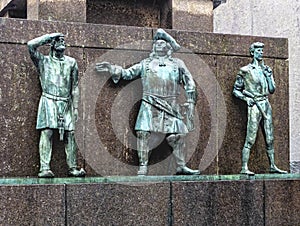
[172,0,213,32]
[87,0,160,27]
[27,0,86,23]
[0,18,153,50]
[175,31,288,59]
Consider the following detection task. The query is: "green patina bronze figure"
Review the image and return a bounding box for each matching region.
[28,33,86,178]
[96,29,200,176]
[233,42,287,175]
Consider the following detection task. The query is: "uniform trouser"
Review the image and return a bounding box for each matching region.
[39,129,77,171]
[136,131,186,167]
[242,100,274,166]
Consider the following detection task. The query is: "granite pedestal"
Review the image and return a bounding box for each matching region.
[0,18,292,225]
[0,175,300,225]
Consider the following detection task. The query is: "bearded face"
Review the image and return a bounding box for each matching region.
[53,36,66,52]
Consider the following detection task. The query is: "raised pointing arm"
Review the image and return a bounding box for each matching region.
[96,61,142,83]
[27,33,64,67]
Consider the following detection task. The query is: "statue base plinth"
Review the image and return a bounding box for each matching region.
[0,175,299,225]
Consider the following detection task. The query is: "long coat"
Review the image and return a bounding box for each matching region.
[112,56,196,134]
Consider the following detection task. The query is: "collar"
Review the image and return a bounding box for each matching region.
[249,62,263,69]
[50,54,65,61]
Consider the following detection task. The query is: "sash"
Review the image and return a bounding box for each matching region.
[142,94,183,119]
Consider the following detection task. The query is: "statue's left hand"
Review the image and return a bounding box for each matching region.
[262,63,272,77]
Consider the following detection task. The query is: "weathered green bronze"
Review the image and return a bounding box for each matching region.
[28,33,86,178]
[96,29,200,176]
[233,42,287,175]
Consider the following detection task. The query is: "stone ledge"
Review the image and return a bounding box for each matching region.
[0,174,299,185]
[0,18,288,58]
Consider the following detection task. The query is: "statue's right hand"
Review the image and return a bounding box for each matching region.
[96,62,112,73]
[246,97,255,107]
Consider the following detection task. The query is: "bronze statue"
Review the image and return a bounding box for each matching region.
[233,42,287,175]
[96,29,200,176]
[28,33,86,178]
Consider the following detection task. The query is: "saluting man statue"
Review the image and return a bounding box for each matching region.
[28,33,86,178]
[233,42,287,175]
[96,29,200,176]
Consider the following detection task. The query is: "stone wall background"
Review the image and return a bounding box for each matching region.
[0,4,297,225]
[86,0,170,28]
[214,0,300,168]
[0,18,289,177]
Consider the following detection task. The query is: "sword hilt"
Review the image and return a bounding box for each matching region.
[58,115,65,141]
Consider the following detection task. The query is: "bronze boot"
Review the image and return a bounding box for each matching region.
[167,134,200,175]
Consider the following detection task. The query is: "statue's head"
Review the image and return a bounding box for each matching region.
[153,39,172,56]
[51,34,66,54]
[151,29,180,57]
[249,42,264,61]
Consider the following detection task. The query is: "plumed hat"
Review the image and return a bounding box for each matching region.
[153,28,181,52]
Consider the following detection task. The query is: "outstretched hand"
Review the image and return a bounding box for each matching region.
[96,62,112,74]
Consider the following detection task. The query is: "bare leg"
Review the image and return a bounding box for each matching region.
[240,147,255,175]
[262,104,287,174]
[240,106,260,175]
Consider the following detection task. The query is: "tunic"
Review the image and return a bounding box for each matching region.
[30,49,78,130]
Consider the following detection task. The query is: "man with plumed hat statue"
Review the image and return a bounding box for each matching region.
[96,29,200,176]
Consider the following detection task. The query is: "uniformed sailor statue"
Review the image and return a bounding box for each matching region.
[233,42,287,175]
